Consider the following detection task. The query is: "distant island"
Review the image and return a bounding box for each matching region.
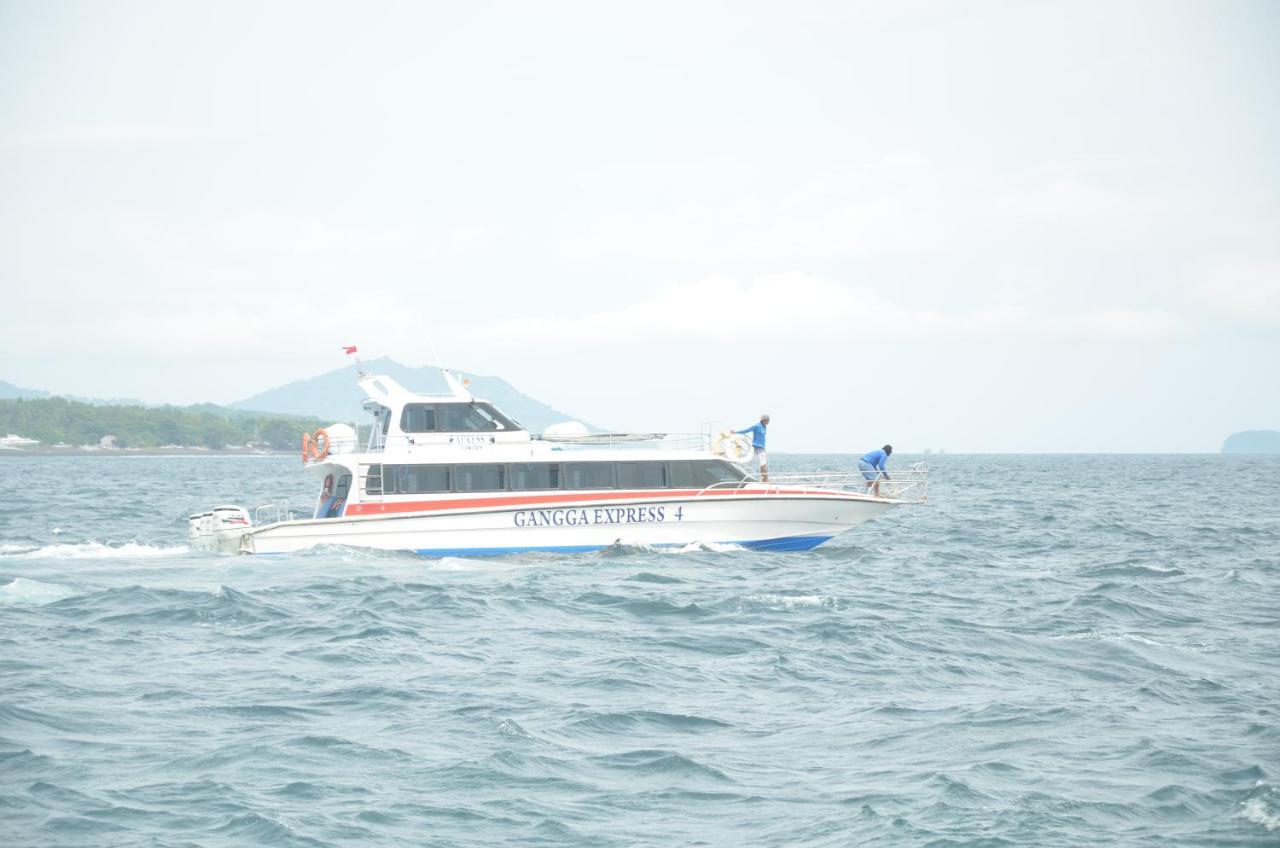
[1221,430,1280,454]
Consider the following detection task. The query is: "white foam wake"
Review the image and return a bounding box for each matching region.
[0,577,80,605]
[429,556,531,572]
[745,593,839,609]
[674,541,746,553]
[1239,787,1280,831]
[7,541,187,560]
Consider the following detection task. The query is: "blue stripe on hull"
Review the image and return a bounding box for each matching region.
[411,535,835,557]
[737,534,833,552]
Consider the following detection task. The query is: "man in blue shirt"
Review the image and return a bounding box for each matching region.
[858,445,892,497]
[736,414,770,481]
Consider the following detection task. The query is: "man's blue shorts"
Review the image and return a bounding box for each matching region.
[857,459,879,481]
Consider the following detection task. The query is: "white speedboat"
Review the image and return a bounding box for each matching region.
[188,368,926,556]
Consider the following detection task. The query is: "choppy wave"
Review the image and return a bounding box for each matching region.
[0,453,1277,846]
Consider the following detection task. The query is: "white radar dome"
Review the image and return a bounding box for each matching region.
[542,421,590,438]
[324,422,359,454]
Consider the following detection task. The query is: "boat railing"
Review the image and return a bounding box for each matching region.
[361,424,717,454]
[532,432,710,451]
[363,431,709,453]
[254,502,297,525]
[696,463,929,503]
[365,430,388,453]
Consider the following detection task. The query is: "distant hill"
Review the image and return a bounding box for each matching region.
[0,378,142,406]
[232,358,599,433]
[0,379,48,400]
[1221,430,1280,454]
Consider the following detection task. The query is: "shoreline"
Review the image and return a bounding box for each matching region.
[0,447,295,457]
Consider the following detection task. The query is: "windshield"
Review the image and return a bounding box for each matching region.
[400,402,519,433]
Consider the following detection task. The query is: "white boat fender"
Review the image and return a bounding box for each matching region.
[713,431,753,463]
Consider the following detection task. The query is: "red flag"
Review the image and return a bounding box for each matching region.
[342,345,358,355]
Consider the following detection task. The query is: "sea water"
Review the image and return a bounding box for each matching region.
[0,454,1277,846]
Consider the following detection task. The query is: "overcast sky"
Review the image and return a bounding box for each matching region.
[2,0,1276,452]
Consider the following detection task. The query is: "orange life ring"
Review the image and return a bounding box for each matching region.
[310,428,330,461]
[301,428,330,462]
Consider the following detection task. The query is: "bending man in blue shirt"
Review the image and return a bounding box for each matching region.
[858,445,892,497]
[736,414,770,481]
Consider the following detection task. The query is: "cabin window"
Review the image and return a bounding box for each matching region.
[400,404,438,433]
[669,461,694,488]
[563,462,616,490]
[510,462,560,490]
[385,464,451,494]
[700,460,746,486]
[616,461,668,489]
[455,463,506,492]
[439,403,514,432]
[398,402,520,434]
[670,460,744,488]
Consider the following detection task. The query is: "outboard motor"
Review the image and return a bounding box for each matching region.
[188,506,252,553]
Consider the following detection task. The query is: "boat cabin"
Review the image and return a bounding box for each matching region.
[306,370,745,520]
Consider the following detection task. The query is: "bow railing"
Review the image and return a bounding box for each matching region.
[697,463,929,503]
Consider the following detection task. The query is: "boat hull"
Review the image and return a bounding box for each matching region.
[193,493,895,556]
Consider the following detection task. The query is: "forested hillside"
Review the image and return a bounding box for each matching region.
[0,397,326,449]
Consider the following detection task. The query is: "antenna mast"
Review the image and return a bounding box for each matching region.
[342,344,363,375]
